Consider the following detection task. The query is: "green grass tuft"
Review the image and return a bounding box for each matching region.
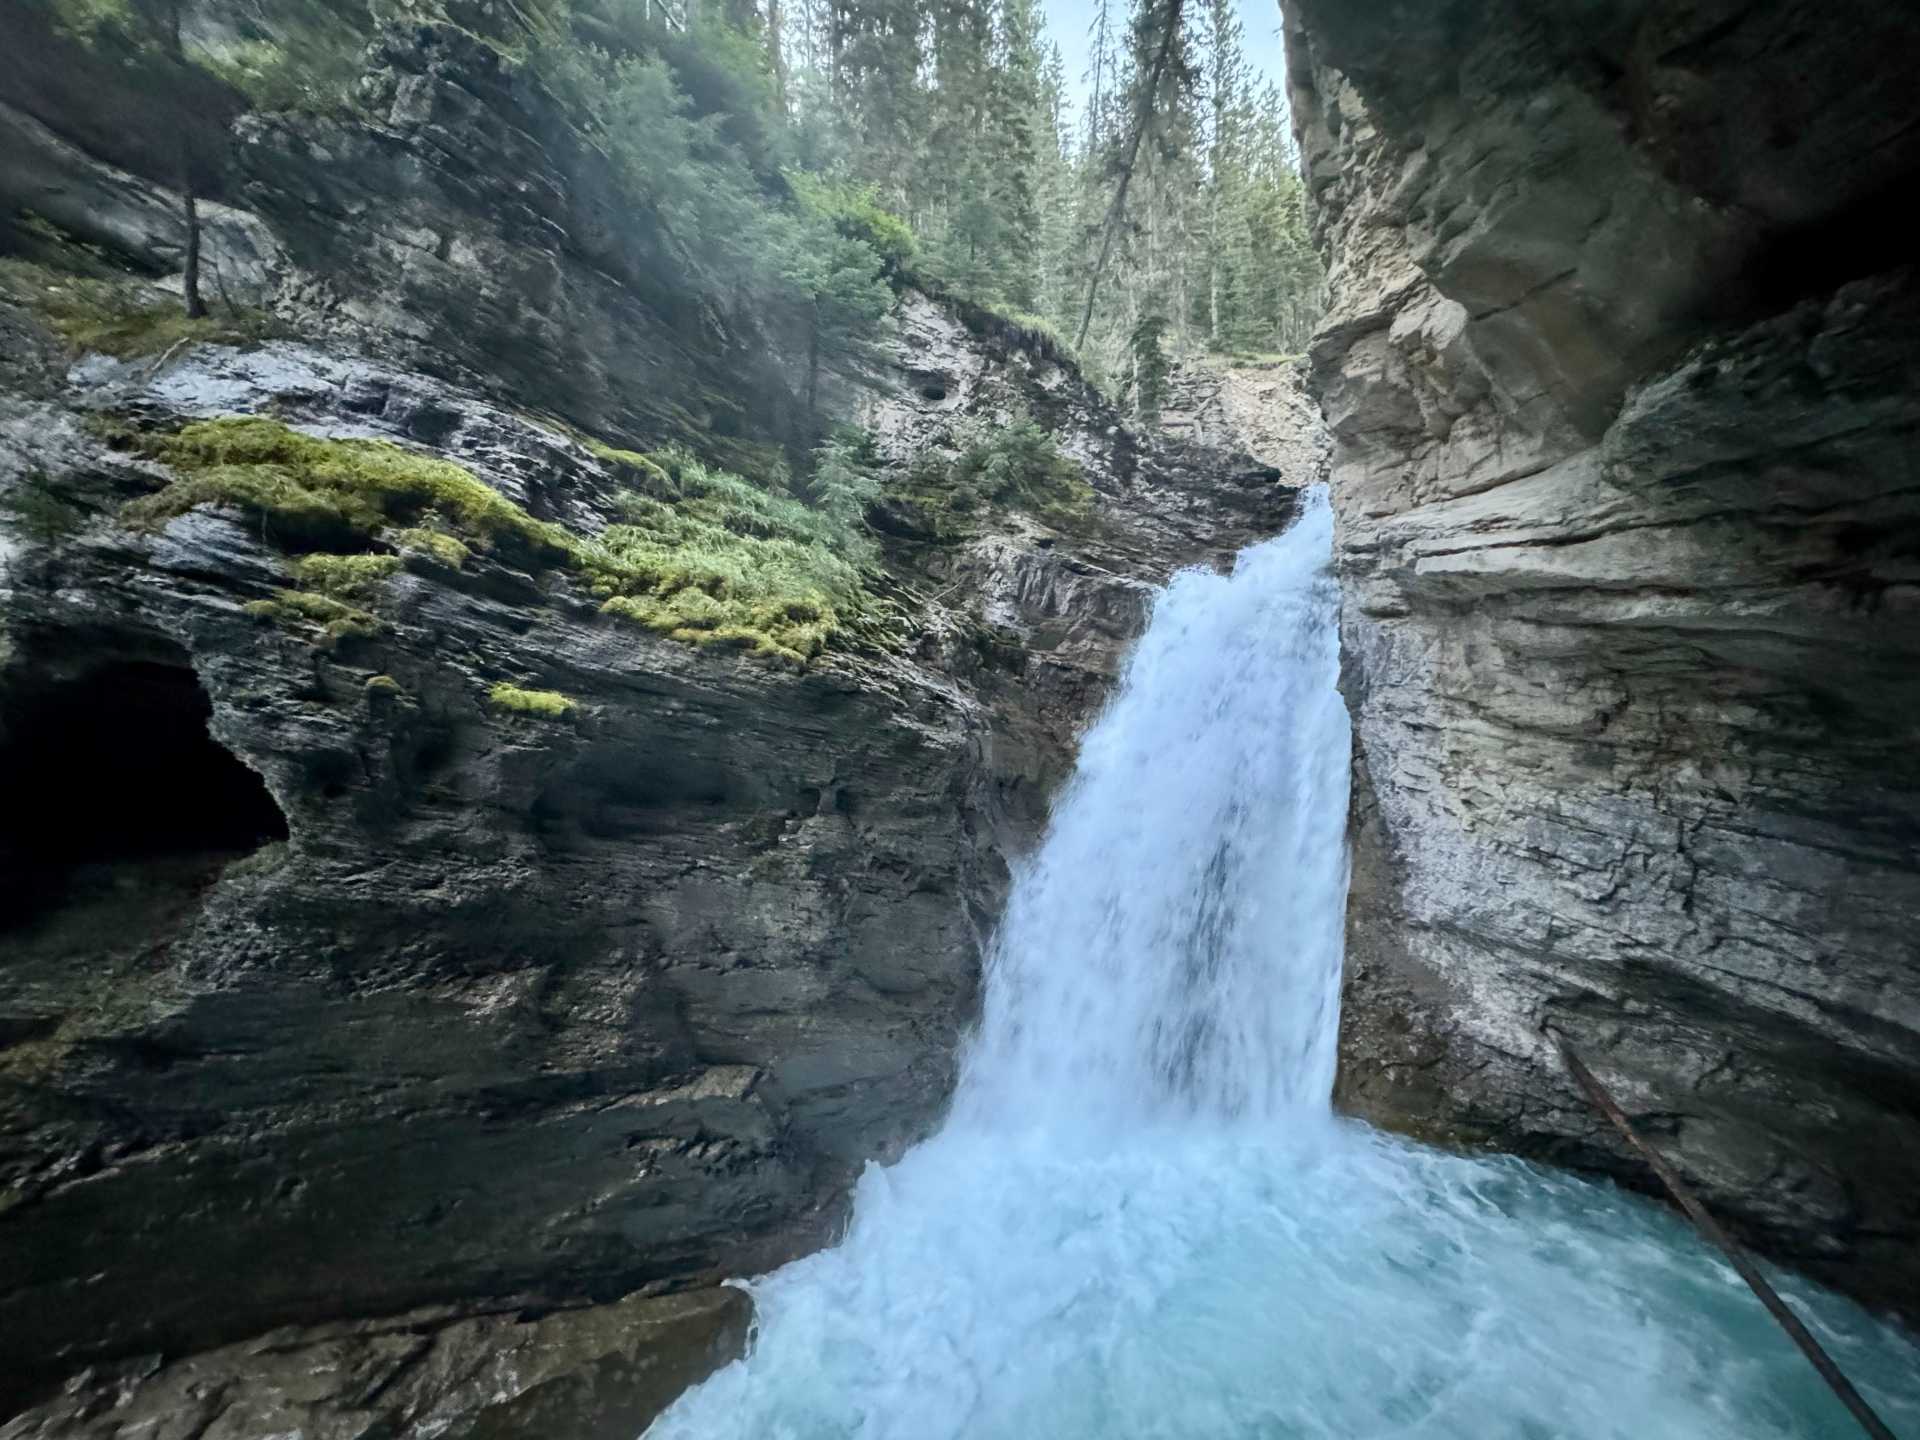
[294,552,402,598]
[243,588,379,644]
[584,438,674,488]
[890,411,1092,540]
[387,526,470,568]
[0,258,277,359]
[583,446,880,665]
[488,682,575,718]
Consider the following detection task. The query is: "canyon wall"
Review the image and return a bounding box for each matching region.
[0,18,1295,1425]
[1281,0,1920,1315]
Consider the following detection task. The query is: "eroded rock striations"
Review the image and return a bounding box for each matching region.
[0,18,1297,1430]
[1282,0,1920,1316]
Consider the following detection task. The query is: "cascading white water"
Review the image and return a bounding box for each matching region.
[651,486,1920,1440]
[951,487,1350,1136]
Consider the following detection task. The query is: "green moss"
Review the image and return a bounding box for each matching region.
[0,258,277,359]
[388,526,470,568]
[488,682,575,718]
[293,552,402,598]
[124,416,891,669]
[585,438,673,488]
[365,673,406,696]
[244,588,378,643]
[125,460,376,549]
[599,593,827,669]
[129,418,575,560]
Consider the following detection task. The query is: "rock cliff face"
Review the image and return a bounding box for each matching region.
[1282,0,1920,1316]
[0,18,1295,1427]
[1159,356,1330,487]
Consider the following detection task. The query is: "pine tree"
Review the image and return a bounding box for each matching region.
[766,0,790,110]
[1074,0,1194,352]
[47,0,248,320]
[1128,312,1172,422]
[830,0,925,212]
[924,0,995,288]
[1032,42,1079,329]
[1198,0,1247,347]
[1084,0,1120,154]
[1236,81,1321,354]
[987,0,1045,309]
[540,0,1320,409]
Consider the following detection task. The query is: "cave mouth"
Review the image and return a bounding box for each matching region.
[1,657,289,931]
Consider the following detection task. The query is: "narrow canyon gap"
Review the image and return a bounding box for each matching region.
[650,492,1920,1439]
[2,0,1919,1430]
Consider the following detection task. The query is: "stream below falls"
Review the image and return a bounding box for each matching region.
[650,487,1920,1440]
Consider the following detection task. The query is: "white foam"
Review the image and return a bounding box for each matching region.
[651,487,1920,1439]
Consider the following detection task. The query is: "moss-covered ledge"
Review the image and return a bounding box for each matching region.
[116,415,903,668]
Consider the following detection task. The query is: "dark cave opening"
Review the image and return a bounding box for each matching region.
[0,658,289,931]
[1733,166,1920,322]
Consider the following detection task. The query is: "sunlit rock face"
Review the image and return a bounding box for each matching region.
[1281,0,1920,1316]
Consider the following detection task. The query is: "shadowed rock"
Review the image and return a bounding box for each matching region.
[1282,0,1920,1319]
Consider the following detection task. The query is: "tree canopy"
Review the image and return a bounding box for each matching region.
[12,0,1325,418]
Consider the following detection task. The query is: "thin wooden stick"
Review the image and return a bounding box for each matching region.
[1547,1027,1899,1440]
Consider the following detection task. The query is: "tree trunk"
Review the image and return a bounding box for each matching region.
[767,0,790,112]
[1075,0,1186,351]
[182,188,206,320]
[806,308,821,416]
[1207,181,1220,345]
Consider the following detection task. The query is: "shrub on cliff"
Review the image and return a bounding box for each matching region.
[589,445,885,666]
[946,412,1092,519]
[487,683,576,719]
[538,38,896,418]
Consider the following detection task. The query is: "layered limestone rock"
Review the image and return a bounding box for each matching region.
[1159,355,1330,487]
[1281,0,1920,1316]
[0,17,1297,1427]
[0,1289,752,1440]
[0,313,1288,1422]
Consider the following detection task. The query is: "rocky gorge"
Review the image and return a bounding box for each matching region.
[5,0,1920,1432]
[1282,0,1920,1323]
[0,12,1293,1431]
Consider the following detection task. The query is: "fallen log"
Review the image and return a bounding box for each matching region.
[1546,1026,1899,1440]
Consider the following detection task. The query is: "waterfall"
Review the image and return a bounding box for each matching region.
[650,486,1920,1440]
[951,484,1349,1134]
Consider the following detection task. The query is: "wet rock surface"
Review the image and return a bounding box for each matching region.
[0,20,1300,1416]
[0,325,1290,1416]
[0,1287,751,1440]
[1282,0,1920,1316]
